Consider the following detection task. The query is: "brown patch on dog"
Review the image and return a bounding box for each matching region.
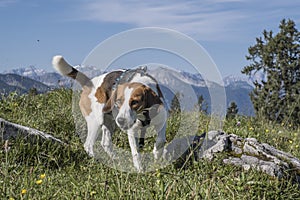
[79,86,92,116]
[130,83,163,121]
[143,85,163,108]
[95,71,123,104]
[67,68,78,79]
[102,82,163,114]
[102,84,125,113]
[127,83,162,112]
[128,83,146,112]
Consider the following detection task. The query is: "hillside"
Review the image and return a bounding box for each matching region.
[0,73,50,95]
[0,89,299,199]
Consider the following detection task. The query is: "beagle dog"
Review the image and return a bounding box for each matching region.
[52,55,167,172]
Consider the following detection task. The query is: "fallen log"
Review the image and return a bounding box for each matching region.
[0,117,63,144]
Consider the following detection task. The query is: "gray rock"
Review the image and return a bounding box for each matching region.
[195,131,300,184]
[200,132,230,160]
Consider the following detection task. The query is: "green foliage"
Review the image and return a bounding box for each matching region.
[226,101,239,119]
[197,94,208,113]
[28,87,38,96]
[0,89,299,199]
[169,92,181,114]
[0,89,74,139]
[242,19,300,125]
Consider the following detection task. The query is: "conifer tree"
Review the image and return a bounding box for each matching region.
[170,92,181,114]
[226,102,238,119]
[242,19,300,125]
[197,95,207,113]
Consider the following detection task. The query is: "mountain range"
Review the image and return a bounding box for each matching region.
[0,73,50,95]
[1,66,255,116]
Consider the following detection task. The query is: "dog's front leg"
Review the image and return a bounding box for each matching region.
[101,113,116,158]
[138,127,146,150]
[153,123,166,160]
[101,125,115,158]
[127,128,143,172]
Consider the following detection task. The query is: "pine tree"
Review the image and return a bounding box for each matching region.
[197,95,207,113]
[242,19,300,125]
[170,92,181,114]
[226,102,238,119]
[28,87,38,96]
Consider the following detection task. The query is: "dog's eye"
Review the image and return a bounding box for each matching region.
[131,100,139,106]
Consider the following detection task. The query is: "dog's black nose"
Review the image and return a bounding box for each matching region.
[117,117,125,126]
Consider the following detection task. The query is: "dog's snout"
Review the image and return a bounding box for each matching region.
[117,117,125,126]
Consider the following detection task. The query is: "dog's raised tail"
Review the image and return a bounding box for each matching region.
[52,55,93,88]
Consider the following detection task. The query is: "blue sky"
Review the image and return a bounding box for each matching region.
[1,0,300,77]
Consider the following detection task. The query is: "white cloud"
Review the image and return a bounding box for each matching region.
[74,0,300,41]
[0,0,17,7]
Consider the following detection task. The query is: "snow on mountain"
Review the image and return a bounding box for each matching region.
[4,66,47,78]
[223,75,253,87]
[3,65,103,87]
[177,71,206,87]
[223,75,254,90]
[223,72,269,90]
[249,72,267,85]
[148,67,206,87]
[74,65,103,78]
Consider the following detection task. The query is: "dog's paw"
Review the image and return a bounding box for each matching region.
[153,148,164,161]
[107,150,118,160]
[84,143,95,157]
[132,154,144,172]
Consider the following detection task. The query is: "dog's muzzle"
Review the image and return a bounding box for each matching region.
[116,115,137,130]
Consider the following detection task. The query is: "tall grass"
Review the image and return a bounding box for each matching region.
[0,89,299,199]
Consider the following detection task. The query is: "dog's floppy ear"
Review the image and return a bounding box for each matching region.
[143,86,164,119]
[144,86,162,108]
[102,90,116,113]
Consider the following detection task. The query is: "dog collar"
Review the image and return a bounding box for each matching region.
[112,66,147,91]
[136,109,151,127]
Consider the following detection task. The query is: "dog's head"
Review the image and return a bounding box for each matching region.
[103,82,162,130]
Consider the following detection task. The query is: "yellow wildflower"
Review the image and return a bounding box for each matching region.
[289,140,293,144]
[9,198,14,200]
[156,172,161,178]
[40,174,46,179]
[21,189,27,194]
[294,133,298,137]
[265,129,269,133]
[249,127,254,131]
[36,179,43,185]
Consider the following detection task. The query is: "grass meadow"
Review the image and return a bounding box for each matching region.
[0,89,300,199]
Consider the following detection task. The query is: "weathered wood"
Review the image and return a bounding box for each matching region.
[0,118,63,143]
